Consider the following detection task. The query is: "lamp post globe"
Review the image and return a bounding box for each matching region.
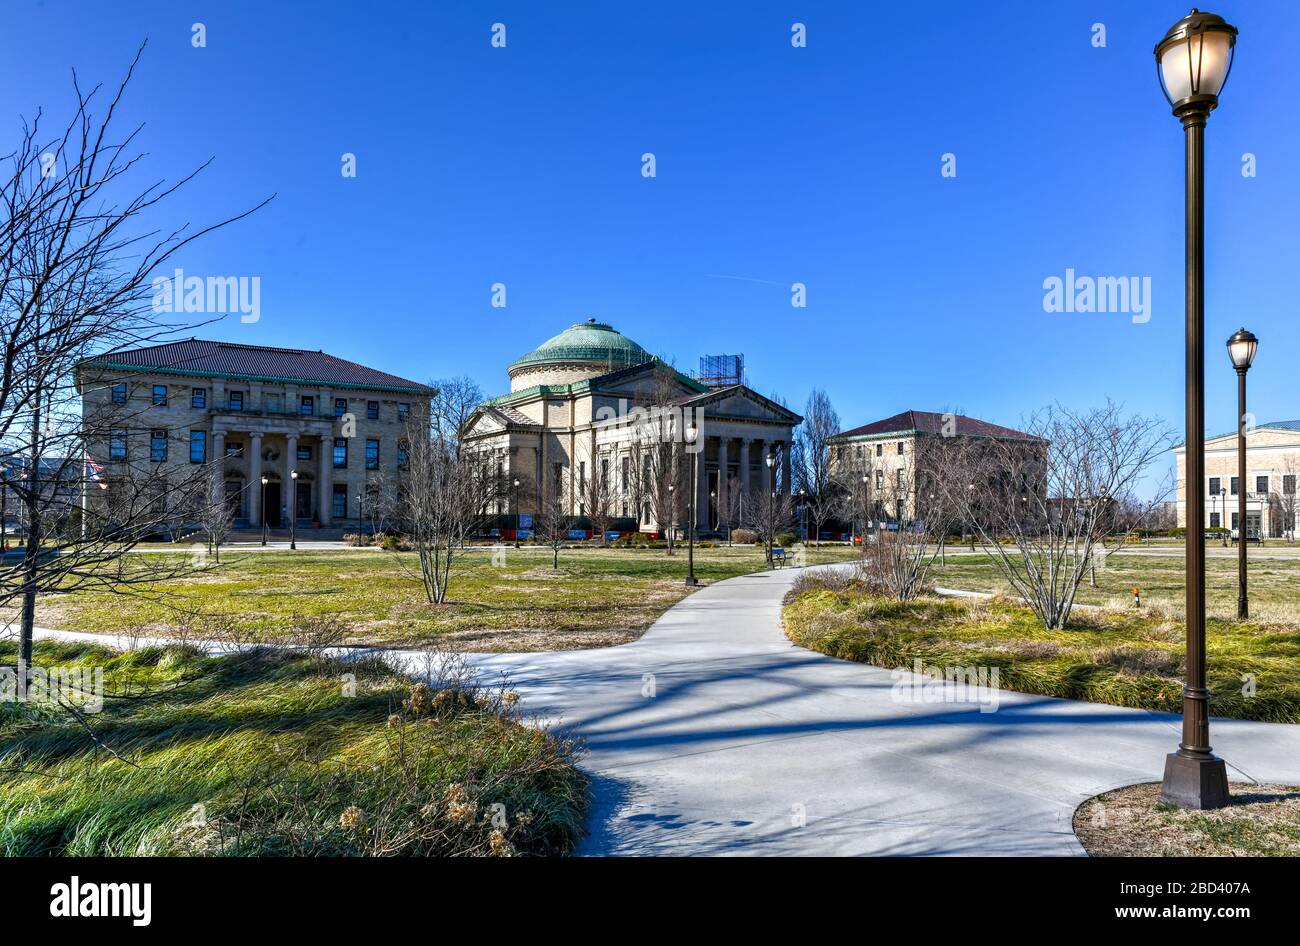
[1156,8,1237,812]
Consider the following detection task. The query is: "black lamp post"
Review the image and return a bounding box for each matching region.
[289,470,299,551]
[512,477,521,548]
[765,453,776,566]
[1227,327,1258,618]
[357,490,363,538]
[1216,487,1227,546]
[260,475,269,546]
[798,488,807,543]
[685,423,698,586]
[1156,7,1237,810]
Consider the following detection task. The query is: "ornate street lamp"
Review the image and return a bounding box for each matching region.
[289,470,299,551]
[765,453,776,566]
[1227,328,1258,618]
[684,422,699,586]
[260,475,269,547]
[1155,7,1237,810]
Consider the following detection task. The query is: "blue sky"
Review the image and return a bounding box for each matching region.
[3,1,1296,485]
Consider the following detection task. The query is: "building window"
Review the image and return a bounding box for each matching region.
[365,439,379,470]
[112,383,128,404]
[150,430,167,462]
[190,430,207,464]
[301,395,314,416]
[398,402,410,422]
[397,440,409,468]
[875,469,884,489]
[1230,476,1239,496]
[1208,476,1221,496]
[1256,475,1269,495]
[110,428,128,460]
[333,438,348,468]
[1285,475,1297,495]
[228,390,244,411]
[579,461,586,492]
[643,501,651,523]
[335,397,348,417]
[152,385,167,406]
[621,456,629,490]
[191,387,207,409]
[895,469,904,488]
[1210,512,1221,528]
[875,444,883,457]
[226,441,243,457]
[1232,512,1239,529]
[366,400,379,420]
[897,441,904,454]
[332,484,348,519]
[297,445,313,461]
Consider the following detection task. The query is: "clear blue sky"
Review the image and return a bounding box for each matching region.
[3,1,1296,484]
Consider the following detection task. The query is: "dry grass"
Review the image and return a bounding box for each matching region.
[1074,782,1300,856]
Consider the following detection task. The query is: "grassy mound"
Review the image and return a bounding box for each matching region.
[782,576,1300,723]
[0,640,587,856]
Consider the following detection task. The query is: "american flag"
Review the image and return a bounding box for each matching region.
[86,459,108,490]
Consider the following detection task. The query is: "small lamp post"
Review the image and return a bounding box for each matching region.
[289,470,299,550]
[512,477,521,548]
[1227,328,1258,618]
[765,453,776,566]
[684,423,698,586]
[260,475,269,546]
[798,487,807,544]
[357,490,363,538]
[1155,7,1237,811]
[860,474,868,544]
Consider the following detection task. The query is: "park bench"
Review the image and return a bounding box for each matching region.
[771,547,788,567]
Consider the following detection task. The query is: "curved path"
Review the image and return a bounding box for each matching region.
[33,565,1300,856]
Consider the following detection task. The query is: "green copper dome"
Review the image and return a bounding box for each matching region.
[508,319,650,374]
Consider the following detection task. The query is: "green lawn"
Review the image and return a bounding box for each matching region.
[0,639,587,856]
[32,543,859,651]
[782,575,1300,722]
[929,548,1300,623]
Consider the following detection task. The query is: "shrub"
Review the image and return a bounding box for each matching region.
[730,529,757,545]
[776,532,796,547]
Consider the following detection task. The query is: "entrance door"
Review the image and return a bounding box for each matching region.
[264,482,282,527]
[296,482,312,521]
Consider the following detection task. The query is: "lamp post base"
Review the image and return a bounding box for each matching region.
[1159,752,1230,810]
[684,577,698,586]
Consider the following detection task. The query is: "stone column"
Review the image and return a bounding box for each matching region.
[781,439,792,495]
[318,434,332,525]
[248,432,263,526]
[716,437,730,529]
[285,434,298,524]
[210,430,226,510]
[695,437,710,531]
[739,438,752,499]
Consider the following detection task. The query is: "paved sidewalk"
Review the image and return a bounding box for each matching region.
[29,566,1300,856]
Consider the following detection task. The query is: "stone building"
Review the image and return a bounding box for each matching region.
[76,339,433,529]
[1173,419,1300,539]
[461,320,801,533]
[828,410,1040,523]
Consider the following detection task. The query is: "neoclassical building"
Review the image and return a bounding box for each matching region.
[1173,419,1300,539]
[462,320,801,532]
[77,339,433,529]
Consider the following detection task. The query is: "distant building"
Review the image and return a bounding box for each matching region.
[76,339,433,529]
[829,410,1042,523]
[1173,419,1300,539]
[461,320,801,533]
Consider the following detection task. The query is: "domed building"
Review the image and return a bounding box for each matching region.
[462,319,801,536]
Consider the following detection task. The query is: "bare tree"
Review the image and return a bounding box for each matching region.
[944,402,1172,629]
[792,389,847,544]
[585,458,615,546]
[535,471,570,569]
[430,375,482,457]
[1272,458,1298,542]
[751,484,793,566]
[199,472,234,562]
[391,416,500,604]
[0,45,269,670]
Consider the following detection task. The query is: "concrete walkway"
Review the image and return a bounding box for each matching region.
[30,565,1300,856]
